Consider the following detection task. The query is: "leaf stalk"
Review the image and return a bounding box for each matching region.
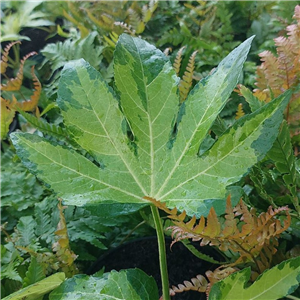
[151,205,170,300]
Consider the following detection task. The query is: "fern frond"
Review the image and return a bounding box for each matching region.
[181,240,224,264]
[157,27,186,47]
[52,199,78,277]
[235,103,245,119]
[268,121,300,212]
[167,195,291,273]
[1,41,21,74]
[85,9,114,31]
[114,21,136,35]
[179,50,198,102]
[173,47,186,76]
[236,84,264,113]
[1,97,16,139]
[169,274,208,296]
[127,8,144,34]
[23,256,46,288]
[1,51,37,91]
[15,66,41,112]
[17,110,68,140]
[163,47,172,56]
[142,0,158,23]
[205,266,238,294]
[253,5,300,140]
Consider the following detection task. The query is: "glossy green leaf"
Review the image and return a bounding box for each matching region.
[49,269,158,300]
[209,256,300,300]
[11,34,290,216]
[2,272,65,300]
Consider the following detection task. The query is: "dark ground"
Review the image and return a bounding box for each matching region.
[87,236,223,300]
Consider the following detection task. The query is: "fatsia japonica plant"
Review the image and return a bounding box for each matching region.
[10,34,299,300]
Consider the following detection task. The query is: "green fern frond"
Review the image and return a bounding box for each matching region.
[23,256,46,288]
[34,197,58,244]
[15,216,37,247]
[142,0,158,23]
[157,27,187,47]
[40,32,103,97]
[17,110,68,141]
[127,7,144,34]
[181,240,225,264]
[268,121,300,212]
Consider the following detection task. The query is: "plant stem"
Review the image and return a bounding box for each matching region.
[151,205,170,300]
[286,295,300,300]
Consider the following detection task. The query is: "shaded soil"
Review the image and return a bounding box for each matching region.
[87,236,223,300]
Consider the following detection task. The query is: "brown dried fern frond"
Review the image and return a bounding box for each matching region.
[1,51,37,92]
[17,66,41,112]
[154,195,291,273]
[1,41,21,74]
[163,47,172,56]
[235,103,245,119]
[169,274,208,296]
[52,199,78,277]
[179,50,198,103]
[253,5,300,140]
[173,46,186,76]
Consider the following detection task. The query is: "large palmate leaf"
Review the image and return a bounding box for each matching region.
[49,269,158,300]
[209,256,300,300]
[11,34,290,216]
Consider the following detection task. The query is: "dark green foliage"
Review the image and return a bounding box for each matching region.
[2,2,300,299]
[1,150,44,211]
[40,32,109,98]
[268,121,299,202]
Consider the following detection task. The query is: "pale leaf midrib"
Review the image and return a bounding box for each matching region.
[79,71,148,196]
[137,51,155,196]
[21,137,143,201]
[248,266,297,300]
[155,68,231,199]
[122,38,156,196]
[158,115,264,200]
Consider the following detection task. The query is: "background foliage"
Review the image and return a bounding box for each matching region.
[1,1,299,299]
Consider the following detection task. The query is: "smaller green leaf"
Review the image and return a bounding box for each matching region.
[268,121,298,198]
[49,269,158,300]
[23,257,46,288]
[17,110,68,141]
[1,245,23,282]
[238,85,264,112]
[15,216,37,247]
[209,256,300,300]
[2,272,65,300]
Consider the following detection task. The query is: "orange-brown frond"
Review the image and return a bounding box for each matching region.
[16,66,41,112]
[1,97,16,139]
[173,46,186,76]
[52,199,78,277]
[1,41,21,74]
[1,51,37,92]
[169,274,208,297]
[179,50,198,102]
[235,103,245,119]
